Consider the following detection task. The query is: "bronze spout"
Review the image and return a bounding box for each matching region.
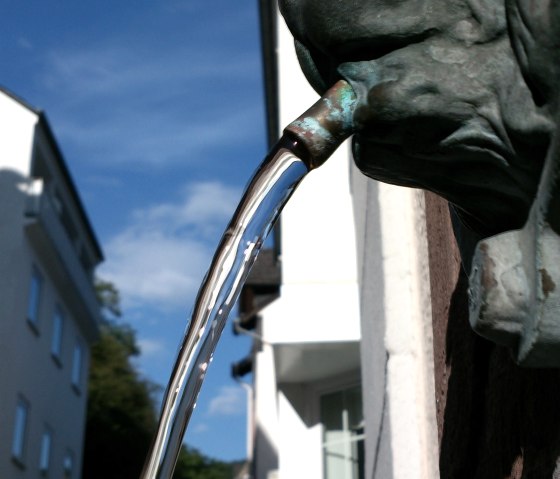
[283,79,356,170]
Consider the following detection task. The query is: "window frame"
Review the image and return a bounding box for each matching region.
[63,449,74,478]
[71,339,83,393]
[39,425,53,475]
[320,384,365,479]
[27,264,43,332]
[50,305,65,365]
[308,372,364,479]
[11,395,30,467]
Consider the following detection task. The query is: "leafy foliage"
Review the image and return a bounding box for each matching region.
[94,278,122,318]
[174,445,241,479]
[82,320,158,479]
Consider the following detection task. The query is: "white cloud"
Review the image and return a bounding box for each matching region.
[135,181,241,234]
[208,385,245,416]
[192,423,209,434]
[17,37,33,50]
[137,338,165,357]
[55,103,261,167]
[44,45,258,98]
[102,229,205,306]
[100,180,240,310]
[38,32,263,168]
[43,48,263,166]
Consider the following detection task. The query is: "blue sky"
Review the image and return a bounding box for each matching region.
[1,0,267,461]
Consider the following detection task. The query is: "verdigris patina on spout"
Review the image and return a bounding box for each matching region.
[279,0,560,366]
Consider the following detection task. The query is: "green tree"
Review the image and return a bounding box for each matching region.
[174,445,238,479]
[82,293,158,478]
[94,278,122,318]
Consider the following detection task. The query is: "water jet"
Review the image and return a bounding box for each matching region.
[140,79,356,479]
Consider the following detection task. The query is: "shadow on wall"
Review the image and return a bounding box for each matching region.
[0,169,29,202]
[440,271,560,479]
[253,424,279,479]
[280,382,320,428]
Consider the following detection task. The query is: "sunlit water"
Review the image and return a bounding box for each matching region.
[140,136,309,479]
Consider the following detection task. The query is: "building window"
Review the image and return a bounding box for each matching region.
[320,385,365,479]
[51,306,64,364]
[39,427,53,474]
[71,340,83,392]
[27,265,43,330]
[11,396,30,466]
[63,449,74,477]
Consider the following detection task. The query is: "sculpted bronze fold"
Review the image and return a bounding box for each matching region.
[279,0,560,365]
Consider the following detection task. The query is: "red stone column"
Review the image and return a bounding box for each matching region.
[425,191,560,479]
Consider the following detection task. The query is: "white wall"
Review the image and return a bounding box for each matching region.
[269,0,360,346]
[273,4,440,478]
[251,9,362,479]
[0,91,95,479]
[351,167,440,479]
[253,340,280,479]
[0,92,37,174]
[277,387,323,479]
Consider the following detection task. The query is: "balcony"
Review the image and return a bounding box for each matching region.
[238,248,281,329]
[23,180,100,341]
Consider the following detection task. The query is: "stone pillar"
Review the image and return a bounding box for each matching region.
[426,192,560,479]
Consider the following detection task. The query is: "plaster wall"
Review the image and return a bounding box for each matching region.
[350,168,439,479]
[425,191,560,478]
[262,281,360,344]
[276,1,358,288]
[271,0,360,346]
[276,386,323,479]
[0,92,98,479]
[260,8,440,479]
[0,92,36,174]
[0,170,90,479]
[253,340,280,479]
[250,10,362,479]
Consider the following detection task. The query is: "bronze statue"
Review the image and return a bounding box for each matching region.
[279,0,560,365]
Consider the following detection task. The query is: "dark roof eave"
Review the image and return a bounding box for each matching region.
[37,113,104,262]
[0,85,41,115]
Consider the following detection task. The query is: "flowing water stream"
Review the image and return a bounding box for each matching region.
[140,80,356,479]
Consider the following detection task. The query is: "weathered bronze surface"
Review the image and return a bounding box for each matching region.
[284,79,356,169]
[279,0,560,365]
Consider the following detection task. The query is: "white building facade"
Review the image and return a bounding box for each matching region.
[0,88,103,479]
[240,2,441,478]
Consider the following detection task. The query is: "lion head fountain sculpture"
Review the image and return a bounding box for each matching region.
[279,0,560,365]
